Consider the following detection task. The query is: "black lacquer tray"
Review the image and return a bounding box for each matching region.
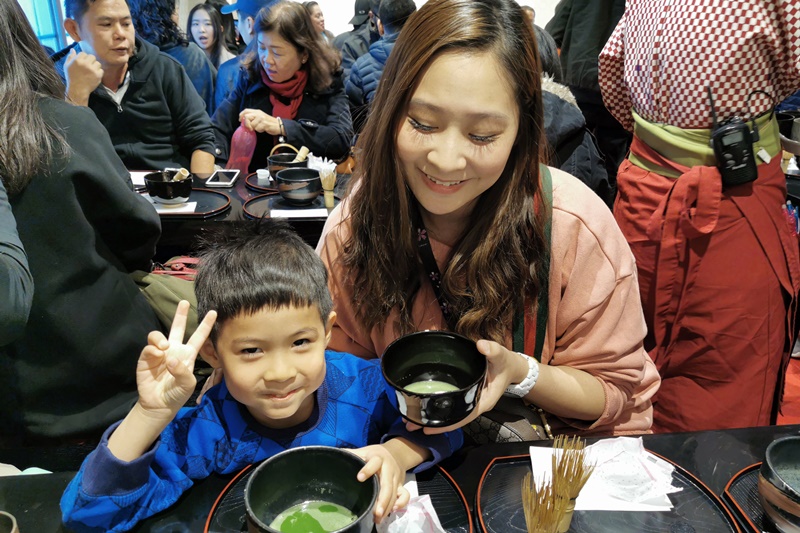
[205,463,472,532]
[722,462,783,533]
[145,189,232,219]
[477,453,740,533]
[244,172,277,194]
[242,193,340,219]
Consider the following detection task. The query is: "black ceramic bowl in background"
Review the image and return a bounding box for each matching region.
[143,169,192,204]
[381,330,487,427]
[275,168,322,206]
[267,153,308,181]
[244,446,378,533]
[757,435,800,532]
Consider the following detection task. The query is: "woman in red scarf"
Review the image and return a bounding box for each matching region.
[211,1,352,173]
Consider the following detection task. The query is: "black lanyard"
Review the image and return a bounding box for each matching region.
[417,166,553,360]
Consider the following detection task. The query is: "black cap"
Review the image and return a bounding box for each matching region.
[349,0,370,25]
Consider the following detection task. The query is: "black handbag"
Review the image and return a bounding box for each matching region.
[416,166,555,443]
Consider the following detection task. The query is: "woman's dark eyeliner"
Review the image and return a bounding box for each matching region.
[408,117,435,132]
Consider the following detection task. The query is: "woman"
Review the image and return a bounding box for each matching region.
[129,0,216,114]
[317,0,660,437]
[304,1,335,44]
[188,3,236,69]
[212,1,352,173]
[0,0,162,444]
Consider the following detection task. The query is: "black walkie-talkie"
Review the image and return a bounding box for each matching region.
[708,86,758,188]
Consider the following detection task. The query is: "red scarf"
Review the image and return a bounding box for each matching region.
[260,66,308,121]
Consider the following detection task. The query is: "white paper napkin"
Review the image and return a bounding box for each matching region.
[142,194,197,214]
[376,495,446,533]
[529,437,681,512]
[129,171,149,188]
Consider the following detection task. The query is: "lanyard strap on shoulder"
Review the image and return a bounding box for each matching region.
[513,165,552,361]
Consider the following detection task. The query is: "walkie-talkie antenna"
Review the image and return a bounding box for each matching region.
[707,85,719,129]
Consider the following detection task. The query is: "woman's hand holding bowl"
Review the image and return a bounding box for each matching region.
[239,108,281,135]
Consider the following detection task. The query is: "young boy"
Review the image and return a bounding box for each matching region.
[60,219,462,532]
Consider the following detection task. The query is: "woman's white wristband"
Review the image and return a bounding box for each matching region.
[504,352,539,398]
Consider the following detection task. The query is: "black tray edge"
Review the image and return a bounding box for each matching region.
[204,462,473,533]
[144,189,232,220]
[203,462,254,533]
[722,462,762,533]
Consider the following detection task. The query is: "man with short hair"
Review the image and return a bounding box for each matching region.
[346,0,416,132]
[61,0,216,173]
[334,0,380,81]
[214,0,278,110]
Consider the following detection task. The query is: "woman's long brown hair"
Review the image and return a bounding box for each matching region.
[0,0,68,196]
[341,0,548,344]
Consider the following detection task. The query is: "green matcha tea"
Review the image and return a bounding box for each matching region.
[269,500,356,533]
[404,379,460,394]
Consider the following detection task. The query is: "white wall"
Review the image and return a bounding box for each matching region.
[195,0,562,38]
[321,0,560,36]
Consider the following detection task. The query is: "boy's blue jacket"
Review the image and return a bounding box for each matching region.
[61,351,463,532]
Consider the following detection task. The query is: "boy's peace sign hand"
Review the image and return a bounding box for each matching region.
[136,300,217,419]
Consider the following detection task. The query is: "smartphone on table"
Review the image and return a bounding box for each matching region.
[205,169,240,188]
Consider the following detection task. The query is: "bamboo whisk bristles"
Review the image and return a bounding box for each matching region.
[551,435,595,499]
[521,435,594,533]
[522,472,570,533]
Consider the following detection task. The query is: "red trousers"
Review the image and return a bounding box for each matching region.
[615,139,800,432]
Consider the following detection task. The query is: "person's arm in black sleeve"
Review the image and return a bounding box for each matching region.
[164,63,217,174]
[0,178,33,345]
[282,74,353,161]
[545,0,573,46]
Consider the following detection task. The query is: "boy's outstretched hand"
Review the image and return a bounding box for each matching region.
[350,444,411,524]
[108,301,216,462]
[137,300,217,417]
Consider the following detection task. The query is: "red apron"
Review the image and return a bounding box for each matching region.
[615,137,800,432]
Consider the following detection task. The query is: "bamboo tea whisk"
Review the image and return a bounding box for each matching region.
[521,472,570,533]
[320,166,337,209]
[521,436,594,533]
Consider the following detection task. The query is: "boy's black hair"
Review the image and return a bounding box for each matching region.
[195,218,334,341]
[65,0,130,21]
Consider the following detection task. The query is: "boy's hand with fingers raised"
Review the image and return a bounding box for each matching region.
[108,301,217,462]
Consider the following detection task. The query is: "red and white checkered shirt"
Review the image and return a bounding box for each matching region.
[598,0,800,131]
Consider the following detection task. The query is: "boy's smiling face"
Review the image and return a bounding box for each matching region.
[201,305,334,429]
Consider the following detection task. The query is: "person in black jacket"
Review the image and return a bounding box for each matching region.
[0,0,163,444]
[333,0,380,81]
[535,25,612,207]
[546,0,630,188]
[212,1,352,173]
[60,0,216,173]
